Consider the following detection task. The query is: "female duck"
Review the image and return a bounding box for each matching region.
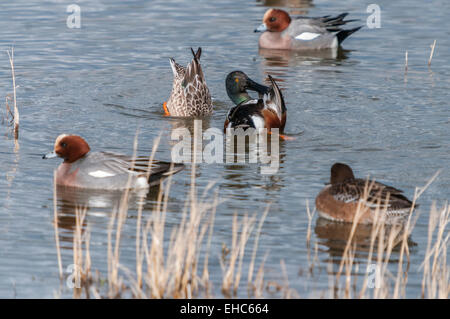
[164,47,213,117]
[255,8,362,50]
[224,71,286,135]
[315,163,416,224]
[43,134,184,190]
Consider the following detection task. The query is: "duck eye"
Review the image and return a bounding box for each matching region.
[61,142,67,148]
[269,17,276,22]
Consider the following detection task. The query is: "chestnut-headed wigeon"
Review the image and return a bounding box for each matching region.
[43,134,184,190]
[255,9,362,50]
[224,71,287,137]
[315,163,417,224]
[164,47,212,117]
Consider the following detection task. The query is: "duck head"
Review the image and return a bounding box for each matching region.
[225,71,269,105]
[43,134,90,163]
[255,9,292,33]
[330,163,355,184]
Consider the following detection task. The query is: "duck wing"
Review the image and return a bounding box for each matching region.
[263,75,286,120]
[288,13,361,43]
[93,152,184,183]
[330,178,415,211]
[225,99,265,130]
[291,13,355,32]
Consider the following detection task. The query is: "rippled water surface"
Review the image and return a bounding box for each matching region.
[0,0,449,298]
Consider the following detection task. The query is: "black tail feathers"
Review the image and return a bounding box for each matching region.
[190,47,202,61]
[336,26,362,44]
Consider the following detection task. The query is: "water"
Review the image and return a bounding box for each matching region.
[0,0,449,298]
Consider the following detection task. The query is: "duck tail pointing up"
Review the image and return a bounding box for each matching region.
[184,47,205,87]
[190,47,202,61]
[336,26,362,44]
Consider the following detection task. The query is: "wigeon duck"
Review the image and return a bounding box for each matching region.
[224,71,287,135]
[255,8,362,50]
[164,47,213,117]
[43,134,184,190]
[315,163,417,225]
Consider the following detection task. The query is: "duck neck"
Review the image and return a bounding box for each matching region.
[231,92,252,105]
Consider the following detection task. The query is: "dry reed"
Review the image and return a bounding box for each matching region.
[428,40,436,67]
[309,171,448,299]
[6,48,19,140]
[53,143,448,299]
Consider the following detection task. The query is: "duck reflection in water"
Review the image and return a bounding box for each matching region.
[314,217,417,266]
[54,184,163,248]
[259,47,349,70]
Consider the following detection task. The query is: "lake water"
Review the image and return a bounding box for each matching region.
[0,0,449,298]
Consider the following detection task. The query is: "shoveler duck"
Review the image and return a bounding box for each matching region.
[315,163,417,225]
[164,47,213,117]
[255,8,362,50]
[224,71,287,135]
[43,134,184,190]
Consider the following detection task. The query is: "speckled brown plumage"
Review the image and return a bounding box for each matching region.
[315,163,417,224]
[166,47,212,117]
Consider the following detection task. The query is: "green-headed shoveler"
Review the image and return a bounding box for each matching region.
[315,163,417,225]
[255,8,362,50]
[224,71,287,136]
[164,47,212,117]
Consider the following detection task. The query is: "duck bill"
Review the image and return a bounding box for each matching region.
[254,23,267,33]
[246,78,269,94]
[42,151,57,159]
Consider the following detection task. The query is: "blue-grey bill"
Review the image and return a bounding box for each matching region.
[254,23,267,33]
[43,151,57,159]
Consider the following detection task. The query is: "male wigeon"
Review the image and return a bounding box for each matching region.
[164,47,213,117]
[255,8,362,50]
[315,163,417,224]
[43,134,184,190]
[224,71,287,136]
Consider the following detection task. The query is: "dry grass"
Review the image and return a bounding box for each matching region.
[428,40,437,67]
[53,173,63,281]
[420,202,449,298]
[52,141,448,299]
[5,48,19,141]
[52,133,268,299]
[220,213,256,298]
[101,157,267,298]
[405,51,408,73]
[72,206,92,298]
[305,171,448,299]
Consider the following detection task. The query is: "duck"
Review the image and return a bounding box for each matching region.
[315,163,417,224]
[164,47,213,117]
[224,71,287,136]
[43,134,184,190]
[255,8,362,50]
